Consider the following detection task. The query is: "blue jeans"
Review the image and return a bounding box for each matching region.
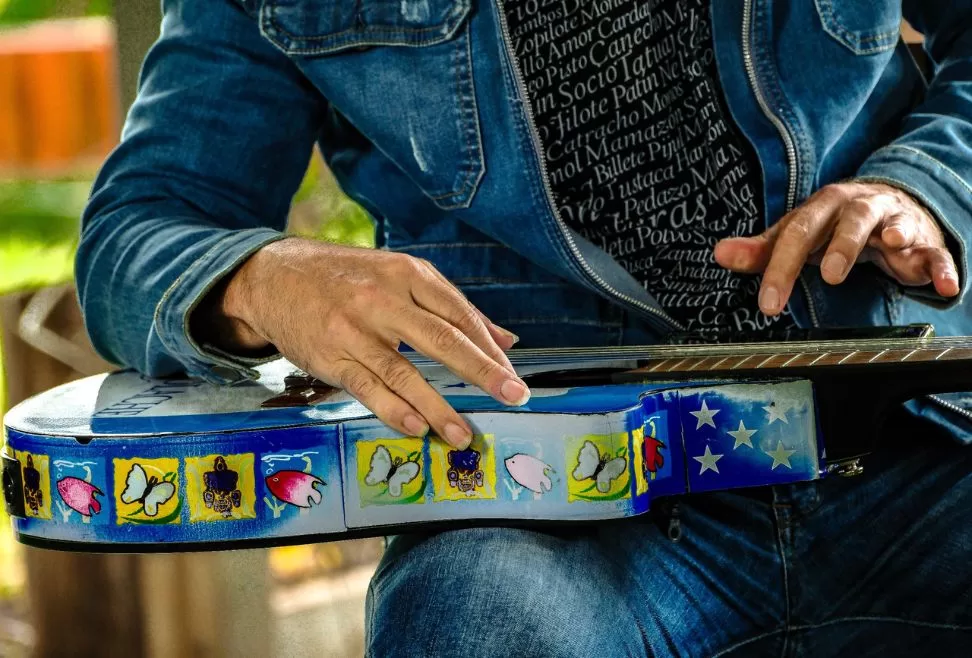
[365,410,972,657]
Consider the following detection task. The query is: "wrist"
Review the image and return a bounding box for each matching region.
[192,240,289,354]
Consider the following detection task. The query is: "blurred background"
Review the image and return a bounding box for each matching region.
[0,1,381,656]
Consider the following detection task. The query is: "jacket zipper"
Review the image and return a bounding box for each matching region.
[741,0,821,327]
[495,3,682,332]
[927,393,972,423]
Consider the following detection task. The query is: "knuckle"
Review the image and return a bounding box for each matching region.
[783,218,812,241]
[452,306,483,335]
[384,361,417,392]
[817,183,847,202]
[474,359,499,384]
[845,197,874,217]
[429,322,464,353]
[342,369,377,399]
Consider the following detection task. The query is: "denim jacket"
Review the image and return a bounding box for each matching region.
[78,0,972,438]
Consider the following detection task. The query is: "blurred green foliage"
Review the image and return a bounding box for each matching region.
[0,0,112,25]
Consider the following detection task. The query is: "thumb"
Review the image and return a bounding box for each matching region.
[714,224,780,273]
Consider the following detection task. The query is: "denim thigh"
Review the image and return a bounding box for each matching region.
[366,414,972,657]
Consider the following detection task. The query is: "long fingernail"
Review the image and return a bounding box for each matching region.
[495,325,519,345]
[500,379,531,406]
[760,286,780,315]
[403,414,429,437]
[821,253,847,281]
[445,423,472,449]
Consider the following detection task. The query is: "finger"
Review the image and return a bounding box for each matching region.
[412,260,519,367]
[333,360,446,442]
[925,248,961,297]
[713,231,777,274]
[392,306,531,407]
[880,213,917,250]
[819,196,895,285]
[760,191,845,315]
[476,308,520,352]
[351,348,475,449]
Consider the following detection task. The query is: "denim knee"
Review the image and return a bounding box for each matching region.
[365,527,641,657]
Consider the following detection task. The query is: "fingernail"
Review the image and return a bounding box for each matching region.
[495,325,520,345]
[445,423,472,449]
[403,414,429,437]
[760,286,780,314]
[500,379,531,406]
[821,253,847,280]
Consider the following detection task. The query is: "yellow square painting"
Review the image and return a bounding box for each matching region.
[429,434,496,502]
[15,451,52,520]
[632,426,649,496]
[185,453,256,522]
[566,432,630,503]
[356,438,426,506]
[113,457,181,525]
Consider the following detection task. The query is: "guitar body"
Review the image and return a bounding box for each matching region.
[2,353,824,552]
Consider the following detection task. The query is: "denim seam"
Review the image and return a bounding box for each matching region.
[712,615,972,655]
[421,21,484,208]
[391,242,504,250]
[770,490,792,658]
[813,0,900,55]
[262,0,471,54]
[788,616,972,633]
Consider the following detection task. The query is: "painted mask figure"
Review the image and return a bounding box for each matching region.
[22,455,43,514]
[447,448,483,493]
[202,456,242,517]
[642,436,665,479]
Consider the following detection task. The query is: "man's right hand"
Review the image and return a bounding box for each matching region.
[199,238,529,449]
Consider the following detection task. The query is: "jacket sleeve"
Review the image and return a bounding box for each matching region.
[855,2,972,308]
[77,0,326,383]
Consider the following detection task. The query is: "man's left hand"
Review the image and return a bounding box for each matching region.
[714,181,960,316]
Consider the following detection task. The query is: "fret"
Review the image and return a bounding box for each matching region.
[730,354,754,370]
[901,349,920,362]
[808,352,830,366]
[781,353,804,368]
[685,357,709,371]
[868,349,888,363]
[935,347,953,361]
[667,358,689,372]
[837,351,859,365]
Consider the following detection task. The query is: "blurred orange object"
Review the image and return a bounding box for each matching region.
[0,17,120,177]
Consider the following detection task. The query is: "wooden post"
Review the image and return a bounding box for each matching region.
[1,290,144,657]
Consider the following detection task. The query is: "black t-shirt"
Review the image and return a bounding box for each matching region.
[504,0,795,333]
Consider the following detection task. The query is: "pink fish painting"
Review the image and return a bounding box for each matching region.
[504,454,553,494]
[56,477,103,517]
[265,470,326,508]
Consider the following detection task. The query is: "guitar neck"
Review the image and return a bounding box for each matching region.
[623,335,972,381]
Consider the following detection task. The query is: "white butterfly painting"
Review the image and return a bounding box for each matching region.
[572,440,627,494]
[120,463,176,517]
[364,445,420,497]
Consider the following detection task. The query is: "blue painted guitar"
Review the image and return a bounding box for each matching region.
[3,325,970,552]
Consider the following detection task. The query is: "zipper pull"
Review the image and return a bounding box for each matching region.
[667,502,682,543]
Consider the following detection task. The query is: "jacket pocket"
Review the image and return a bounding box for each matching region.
[259,0,471,55]
[814,0,901,55]
[258,0,484,210]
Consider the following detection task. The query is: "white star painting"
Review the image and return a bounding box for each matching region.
[727,420,756,450]
[693,445,724,475]
[763,403,789,425]
[690,400,720,430]
[765,441,796,470]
